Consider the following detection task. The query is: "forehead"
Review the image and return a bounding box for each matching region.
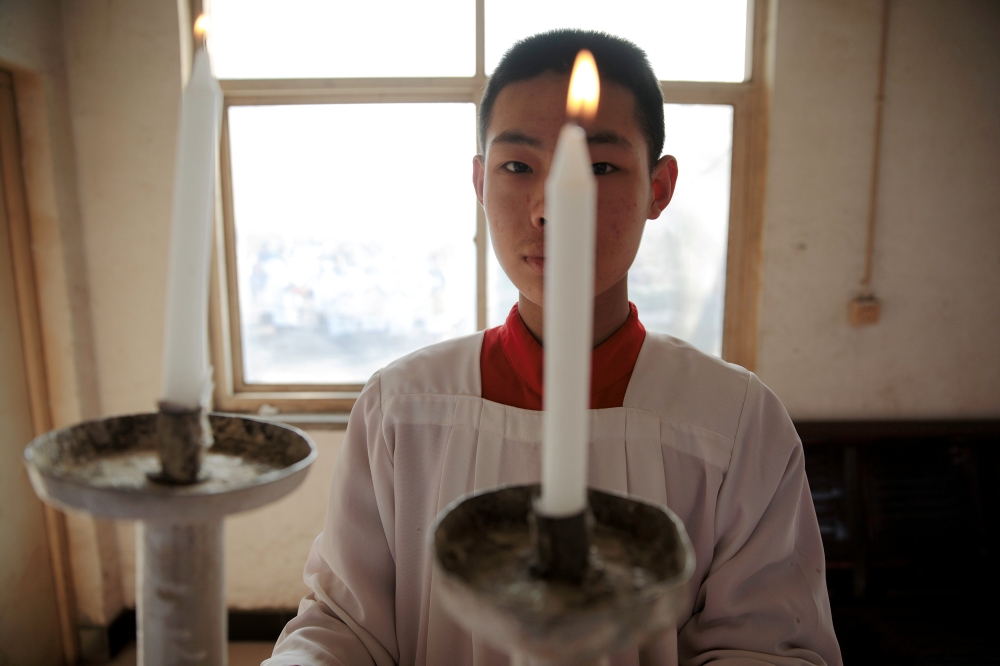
[487,73,643,147]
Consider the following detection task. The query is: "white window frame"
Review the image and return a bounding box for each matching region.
[209,0,771,417]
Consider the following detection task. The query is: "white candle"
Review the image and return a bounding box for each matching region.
[161,37,222,408]
[538,51,600,517]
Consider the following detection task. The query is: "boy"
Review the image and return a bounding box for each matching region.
[268,30,841,666]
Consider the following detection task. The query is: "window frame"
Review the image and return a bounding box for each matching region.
[209,0,771,417]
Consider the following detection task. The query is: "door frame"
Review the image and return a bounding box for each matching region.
[0,68,80,665]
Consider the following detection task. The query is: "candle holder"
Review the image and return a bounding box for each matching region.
[432,484,694,666]
[23,411,316,666]
[152,401,213,484]
[531,507,590,583]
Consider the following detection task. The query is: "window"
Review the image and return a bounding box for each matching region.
[209,0,769,415]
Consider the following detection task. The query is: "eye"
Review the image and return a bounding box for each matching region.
[592,162,618,176]
[502,161,532,174]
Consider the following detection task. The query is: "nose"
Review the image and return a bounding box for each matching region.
[530,192,546,229]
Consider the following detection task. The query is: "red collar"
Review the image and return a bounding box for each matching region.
[482,302,646,410]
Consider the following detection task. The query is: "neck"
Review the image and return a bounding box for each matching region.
[518,275,631,349]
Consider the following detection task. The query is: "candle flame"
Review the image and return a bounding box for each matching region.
[566,50,600,124]
[193,13,210,40]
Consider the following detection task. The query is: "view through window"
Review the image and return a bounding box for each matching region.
[211,0,749,388]
[228,104,477,384]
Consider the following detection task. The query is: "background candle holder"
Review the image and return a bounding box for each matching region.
[433,484,695,666]
[24,412,316,666]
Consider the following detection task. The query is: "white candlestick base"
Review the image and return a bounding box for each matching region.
[23,413,316,666]
[138,520,225,666]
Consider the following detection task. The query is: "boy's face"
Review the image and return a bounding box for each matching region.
[473,72,677,309]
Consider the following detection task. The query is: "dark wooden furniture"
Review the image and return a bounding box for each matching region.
[799,420,1000,665]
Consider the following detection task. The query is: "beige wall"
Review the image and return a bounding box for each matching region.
[4,0,998,623]
[224,430,342,609]
[756,0,1000,418]
[61,0,182,419]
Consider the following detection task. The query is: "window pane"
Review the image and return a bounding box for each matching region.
[210,0,475,79]
[485,0,748,82]
[229,104,477,385]
[630,104,733,356]
[487,232,521,327]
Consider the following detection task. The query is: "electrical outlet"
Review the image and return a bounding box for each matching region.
[849,296,881,326]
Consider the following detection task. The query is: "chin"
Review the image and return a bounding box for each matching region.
[515,285,543,309]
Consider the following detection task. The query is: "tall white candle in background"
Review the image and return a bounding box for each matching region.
[538,51,600,517]
[161,16,223,409]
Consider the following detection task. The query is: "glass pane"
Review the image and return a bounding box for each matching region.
[487,231,521,327]
[630,104,733,356]
[485,0,748,82]
[210,0,475,79]
[229,103,477,385]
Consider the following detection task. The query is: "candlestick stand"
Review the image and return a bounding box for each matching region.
[433,484,694,666]
[532,508,589,583]
[24,412,316,666]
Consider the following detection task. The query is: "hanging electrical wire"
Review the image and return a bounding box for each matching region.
[850,0,890,327]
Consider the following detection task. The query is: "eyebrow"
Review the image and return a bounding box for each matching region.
[587,131,633,149]
[491,130,544,149]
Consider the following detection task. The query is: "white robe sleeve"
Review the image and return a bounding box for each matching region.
[677,374,842,666]
[267,371,400,666]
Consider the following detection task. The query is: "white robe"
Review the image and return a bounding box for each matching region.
[266,332,842,666]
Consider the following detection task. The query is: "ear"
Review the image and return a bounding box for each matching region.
[472,155,485,207]
[646,155,678,220]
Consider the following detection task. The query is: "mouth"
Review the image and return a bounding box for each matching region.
[524,256,545,275]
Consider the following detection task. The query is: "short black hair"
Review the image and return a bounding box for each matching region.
[478,30,664,171]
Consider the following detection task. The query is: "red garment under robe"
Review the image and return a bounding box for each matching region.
[480,302,646,410]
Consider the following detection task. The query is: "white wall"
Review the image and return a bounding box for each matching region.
[756,0,1000,418]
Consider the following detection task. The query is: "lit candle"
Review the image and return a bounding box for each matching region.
[538,51,600,517]
[161,15,223,409]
